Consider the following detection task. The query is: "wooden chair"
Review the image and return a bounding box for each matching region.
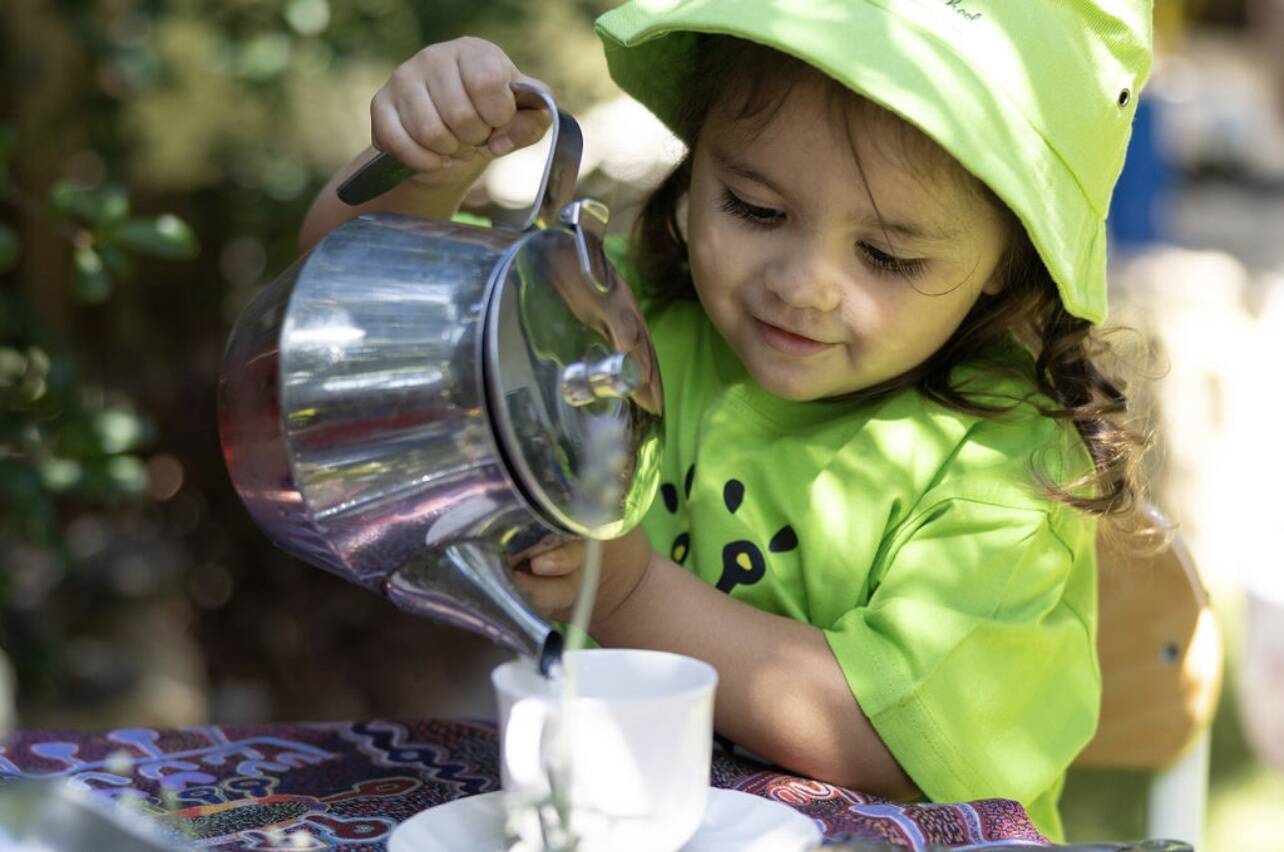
[1073,505,1224,847]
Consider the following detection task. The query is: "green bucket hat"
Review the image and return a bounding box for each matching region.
[595,0,1153,325]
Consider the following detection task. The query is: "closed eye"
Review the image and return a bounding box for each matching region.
[856,242,927,279]
[718,188,785,228]
[719,186,927,279]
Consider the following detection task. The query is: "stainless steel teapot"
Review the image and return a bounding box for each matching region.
[217,85,662,674]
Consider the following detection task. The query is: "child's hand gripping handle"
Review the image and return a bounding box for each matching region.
[337,81,580,233]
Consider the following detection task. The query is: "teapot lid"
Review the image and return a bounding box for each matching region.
[484,209,664,539]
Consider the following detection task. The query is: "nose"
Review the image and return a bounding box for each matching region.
[764,245,842,314]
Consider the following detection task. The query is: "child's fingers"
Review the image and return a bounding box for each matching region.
[370,97,448,172]
[488,103,553,157]
[529,540,585,577]
[390,84,462,158]
[425,59,494,148]
[512,569,580,620]
[457,45,522,136]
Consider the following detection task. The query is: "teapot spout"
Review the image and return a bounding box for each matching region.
[385,540,563,675]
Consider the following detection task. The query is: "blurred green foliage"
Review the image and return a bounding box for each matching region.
[1,123,197,692]
[0,0,620,718]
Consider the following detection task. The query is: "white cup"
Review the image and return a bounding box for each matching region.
[491,648,718,852]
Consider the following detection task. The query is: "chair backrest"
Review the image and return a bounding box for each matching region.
[1074,506,1223,770]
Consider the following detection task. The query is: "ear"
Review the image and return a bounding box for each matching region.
[980,248,1011,296]
[676,193,691,243]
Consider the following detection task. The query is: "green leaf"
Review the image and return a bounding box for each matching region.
[0,223,18,272]
[0,347,25,384]
[106,455,148,494]
[113,214,198,260]
[20,347,49,403]
[286,0,331,35]
[96,186,130,225]
[49,182,100,223]
[0,346,49,403]
[93,409,147,454]
[450,211,493,228]
[38,457,83,492]
[98,244,136,281]
[238,33,293,81]
[73,246,112,303]
[48,183,130,226]
[27,347,49,375]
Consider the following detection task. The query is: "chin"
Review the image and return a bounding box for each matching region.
[768,382,825,402]
[746,364,829,402]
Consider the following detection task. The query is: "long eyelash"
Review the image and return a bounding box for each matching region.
[718,189,784,228]
[719,190,926,279]
[857,242,927,278]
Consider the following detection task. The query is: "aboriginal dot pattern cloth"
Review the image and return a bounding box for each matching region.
[0,719,1048,849]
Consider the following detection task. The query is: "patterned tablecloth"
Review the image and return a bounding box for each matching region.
[0,719,1047,850]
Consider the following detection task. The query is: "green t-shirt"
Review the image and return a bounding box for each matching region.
[607,239,1099,841]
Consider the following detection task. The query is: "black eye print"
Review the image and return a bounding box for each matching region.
[661,483,679,513]
[723,479,745,514]
[769,526,798,553]
[1117,88,1131,107]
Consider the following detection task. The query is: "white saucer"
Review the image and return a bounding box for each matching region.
[388,787,821,852]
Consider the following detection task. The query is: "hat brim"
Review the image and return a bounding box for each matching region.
[596,2,1109,324]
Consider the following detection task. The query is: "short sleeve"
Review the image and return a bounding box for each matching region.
[824,495,1099,838]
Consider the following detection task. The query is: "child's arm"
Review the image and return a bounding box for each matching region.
[518,532,920,801]
[298,37,552,253]
[298,149,487,253]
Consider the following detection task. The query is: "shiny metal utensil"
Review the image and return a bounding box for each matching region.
[218,84,662,675]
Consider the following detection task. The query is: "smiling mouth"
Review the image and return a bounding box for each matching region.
[754,318,835,357]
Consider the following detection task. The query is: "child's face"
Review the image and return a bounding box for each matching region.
[686,79,1010,401]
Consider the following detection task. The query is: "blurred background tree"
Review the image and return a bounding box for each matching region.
[0,0,622,729]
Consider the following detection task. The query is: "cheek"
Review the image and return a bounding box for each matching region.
[842,277,910,331]
[848,282,969,350]
[688,212,743,294]
[889,286,985,359]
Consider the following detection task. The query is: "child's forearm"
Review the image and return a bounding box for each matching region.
[298,147,487,253]
[590,552,920,801]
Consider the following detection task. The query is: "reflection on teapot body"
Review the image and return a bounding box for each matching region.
[217,86,662,675]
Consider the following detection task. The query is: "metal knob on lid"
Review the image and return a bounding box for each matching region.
[485,224,662,541]
[561,352,641,406]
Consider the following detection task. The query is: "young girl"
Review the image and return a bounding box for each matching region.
[300,2,1153,840]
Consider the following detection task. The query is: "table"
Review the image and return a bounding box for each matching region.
[0,719,1047,849]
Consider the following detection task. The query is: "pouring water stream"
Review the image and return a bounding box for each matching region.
[530,416,622,850]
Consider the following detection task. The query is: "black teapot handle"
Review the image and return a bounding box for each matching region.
[335,152,413,207]
[336,82,581,232]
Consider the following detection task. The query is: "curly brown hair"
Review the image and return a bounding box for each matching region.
[631,36,1151,523]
